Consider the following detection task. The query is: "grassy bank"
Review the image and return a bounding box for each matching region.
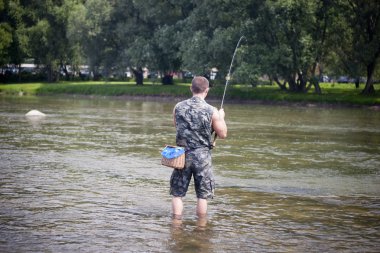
[0,81,379,106]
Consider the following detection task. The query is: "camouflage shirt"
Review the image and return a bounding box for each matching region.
[174,96,214,150]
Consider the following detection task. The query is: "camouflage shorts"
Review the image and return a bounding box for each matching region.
[170,148,215,199]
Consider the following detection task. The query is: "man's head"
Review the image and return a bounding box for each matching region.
[191,76,209,94]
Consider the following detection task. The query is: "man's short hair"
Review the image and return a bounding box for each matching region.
[191,76,209,94]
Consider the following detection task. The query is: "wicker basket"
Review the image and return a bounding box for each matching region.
[161,145,185,169]
[161,154,185,169]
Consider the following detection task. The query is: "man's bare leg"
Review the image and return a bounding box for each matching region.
[171,197,183,227]
[196,198,207,216]
[172,197,183,219]
[196,198,208,228]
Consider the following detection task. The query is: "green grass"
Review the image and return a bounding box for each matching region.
[0,82,45,96]
[0,80,379,106]
[36,81,191,97]
[213,82,380,106]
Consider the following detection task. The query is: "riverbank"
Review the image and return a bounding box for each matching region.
[0,81,379,107]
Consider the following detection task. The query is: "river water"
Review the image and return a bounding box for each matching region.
[0,96,379,252]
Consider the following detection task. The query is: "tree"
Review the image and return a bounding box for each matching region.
[344,0,380,94]
[175,0,256,80]
[2,0,378,95]
[0,0,13,66]
[0,0,30,77]
[126,0,191,84]
[323,1,362,88]
[21,0,76,82]
[241,0,335,93]
[307,0,336,94]
[67,0,112,80]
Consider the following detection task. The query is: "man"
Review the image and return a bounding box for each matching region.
[170,76,227,221]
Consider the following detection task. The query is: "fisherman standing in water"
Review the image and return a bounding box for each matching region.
[170,76,228,222]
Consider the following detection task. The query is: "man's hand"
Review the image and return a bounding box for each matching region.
[218,108,225,119]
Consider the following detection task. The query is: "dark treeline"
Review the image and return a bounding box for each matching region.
[0,0,379,94]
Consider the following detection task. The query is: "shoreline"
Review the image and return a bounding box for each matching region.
[1,82,379,109]
[39,93,380,110]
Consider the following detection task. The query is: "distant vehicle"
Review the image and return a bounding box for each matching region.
[20,63,38,74]
[359,77,367,83]
[337,76,349,83]
[182,71,193,79]
[79,66,91,80]
[147,71,160,79]
[321,75,330,82]
[0,66,18,74]
[60,65,73,77]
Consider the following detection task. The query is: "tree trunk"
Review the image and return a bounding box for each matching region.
[17,64,22,82]
[288,76,297,92]
[273,76,287,90]
[61,64,70,81]
[362,80,375,94]
[314,81,322,94]
[362,62,376,95]
[162,73,173,85]
[306,76,322,94]
[311,62,322,94]
[355,77,360,89]
[47,64,53,83]
[298,74,307,92]
[132,67,144,85]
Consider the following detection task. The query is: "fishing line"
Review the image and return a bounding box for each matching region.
[220,35,246,109]
[213,35,246,147]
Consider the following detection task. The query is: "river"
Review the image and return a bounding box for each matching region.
[0,96,379,252]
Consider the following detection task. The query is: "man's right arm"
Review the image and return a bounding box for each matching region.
[212,108,227,139]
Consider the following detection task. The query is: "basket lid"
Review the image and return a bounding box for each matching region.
[161,146,185,159]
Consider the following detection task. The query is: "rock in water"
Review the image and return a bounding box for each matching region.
[25,110,46,117]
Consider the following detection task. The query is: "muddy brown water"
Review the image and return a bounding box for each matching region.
[0,96,379,252]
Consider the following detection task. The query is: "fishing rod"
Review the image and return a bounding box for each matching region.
[220,35,246,109]
[213,35,246,147]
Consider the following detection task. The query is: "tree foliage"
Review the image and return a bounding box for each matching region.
[343,0,380,94]
[0,0,379,94]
